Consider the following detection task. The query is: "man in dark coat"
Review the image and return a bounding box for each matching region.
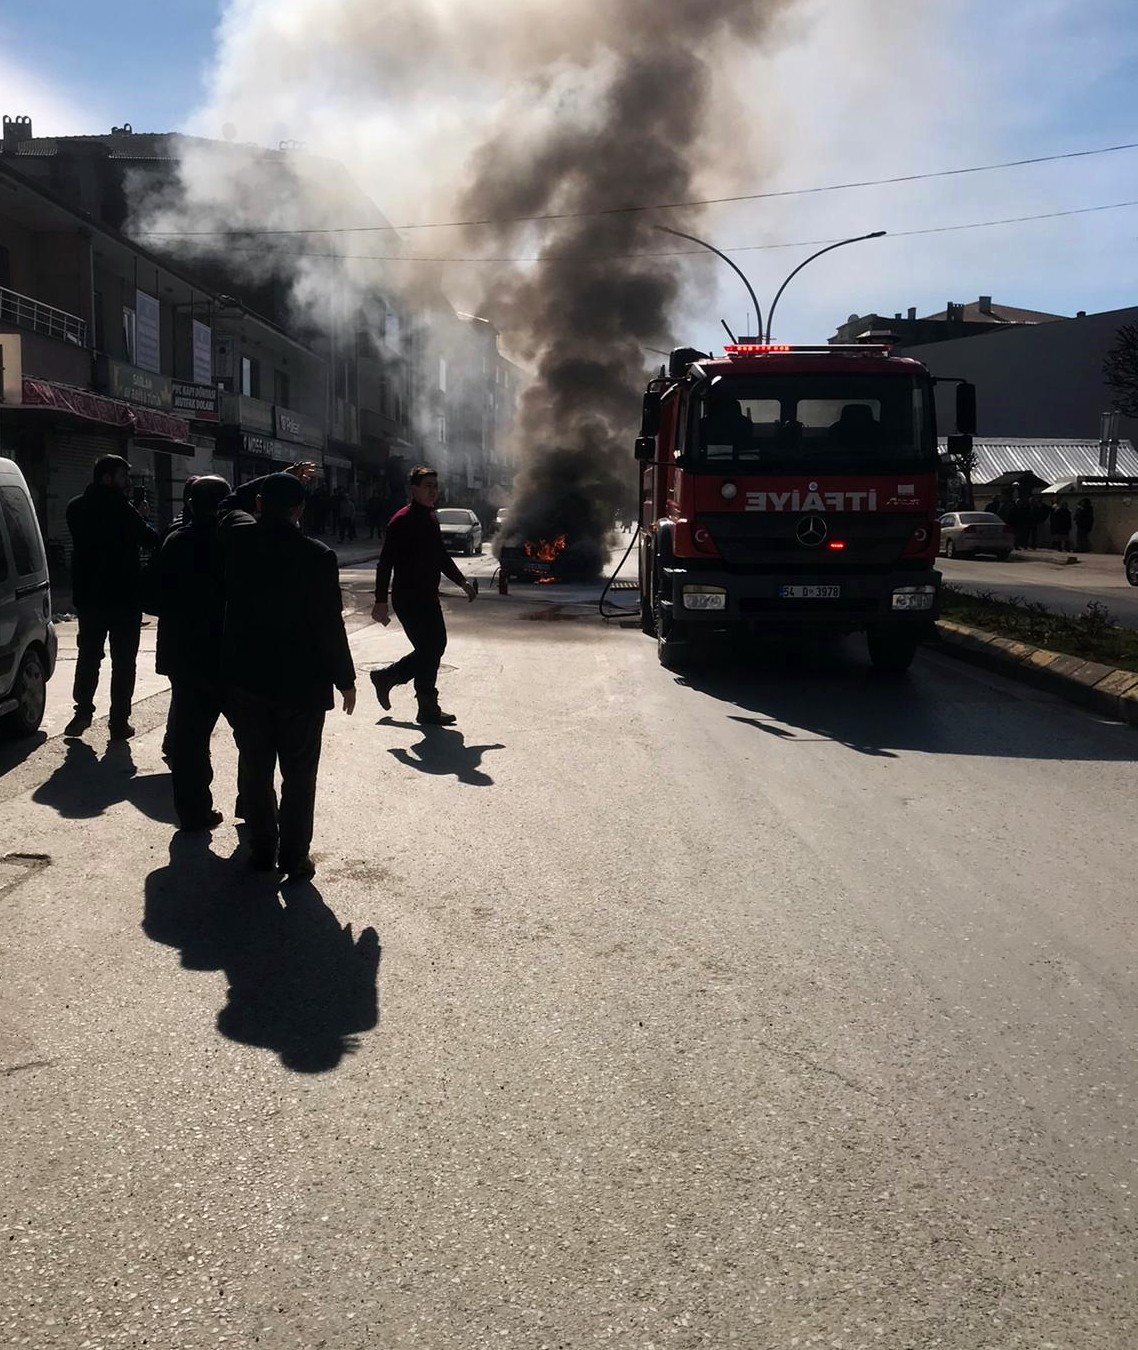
[65,454,160,739]
[369,465,476,725]
[222,473,356,879]
[1074,497,1095,552]
[151,476,235,831]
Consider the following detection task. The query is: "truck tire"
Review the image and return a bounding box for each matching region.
[866,628,918,674]
[654,591,690,671]
[657,618,690,671]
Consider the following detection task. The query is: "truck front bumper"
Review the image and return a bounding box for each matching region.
[659,565,941,633]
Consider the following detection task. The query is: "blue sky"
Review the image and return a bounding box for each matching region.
[2,0,1136,353]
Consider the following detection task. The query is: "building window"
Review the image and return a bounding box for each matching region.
[122,306,136,363]
[437,414,447,445]
[274,368,291,407]
[241,356,260,398]
[438,358,447,393]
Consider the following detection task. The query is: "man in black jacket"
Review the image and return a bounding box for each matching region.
[369,465,476,724]
[222,473,356,879]
[65,454,160,739]
[152,476,234,831]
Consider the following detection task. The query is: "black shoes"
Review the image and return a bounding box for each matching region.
[108,722,135,741]
[179,810,224,833]
[417,707,457,726]
[369,668,394,711]
[280,855,317,880]
[64,712,92,737]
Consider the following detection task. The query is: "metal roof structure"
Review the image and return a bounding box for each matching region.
[938,437,1138,487]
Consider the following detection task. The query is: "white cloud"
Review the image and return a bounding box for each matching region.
[0,51,111,136]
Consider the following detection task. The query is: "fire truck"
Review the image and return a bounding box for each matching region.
[636,342,976,672]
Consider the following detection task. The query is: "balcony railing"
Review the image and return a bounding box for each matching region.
[0,285,87,347]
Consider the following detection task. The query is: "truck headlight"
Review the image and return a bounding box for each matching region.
[683,586,727,610]
[891,585,937,611]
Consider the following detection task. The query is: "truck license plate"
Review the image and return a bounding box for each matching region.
[779,585,841,599]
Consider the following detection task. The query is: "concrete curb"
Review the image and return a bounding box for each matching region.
[933,618,1138,728]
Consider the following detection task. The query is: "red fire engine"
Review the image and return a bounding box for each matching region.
[636,342,976,671]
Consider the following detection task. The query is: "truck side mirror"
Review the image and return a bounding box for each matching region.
[956,382,977,436]
[634,436,655,462]
[640,391,661,437]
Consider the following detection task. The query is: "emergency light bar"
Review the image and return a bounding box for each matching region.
[723,343,893,356]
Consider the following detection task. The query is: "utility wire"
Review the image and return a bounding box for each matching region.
[136,140,1138,237]
[212,199,1138,264]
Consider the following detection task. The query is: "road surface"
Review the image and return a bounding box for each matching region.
[940,549,1138,626]
[2,577,1136,1348]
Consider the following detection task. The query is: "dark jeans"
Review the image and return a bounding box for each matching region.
[388,595,447,712]
[73,606,141,725]
[168,678,226,826]
[226,687,325,866]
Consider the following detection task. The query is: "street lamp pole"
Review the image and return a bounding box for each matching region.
[765,231,886,343]
[655,225,764,342]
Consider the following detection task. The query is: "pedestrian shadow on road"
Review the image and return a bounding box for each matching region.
[31,738,179,821]
[382,721,504,786]
[143,833,381,1073]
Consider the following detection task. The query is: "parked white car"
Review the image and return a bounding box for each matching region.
[438,507,483,556]
[938,511,1015,561]
[0,457,57,736]
[1125,529,1138,587]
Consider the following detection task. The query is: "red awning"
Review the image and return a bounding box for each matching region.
[20,377,190,443]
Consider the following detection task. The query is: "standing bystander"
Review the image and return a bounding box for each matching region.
[65,455,160,739]
[222,473,356,879]
[369,466,476,725]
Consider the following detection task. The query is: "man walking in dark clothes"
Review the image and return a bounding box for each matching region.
[65,454,160,739]
[222,473,356,879]
[151,476,234,831]
[369,465,476,725]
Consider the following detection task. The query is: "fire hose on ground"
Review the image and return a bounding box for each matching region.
[599,525,643,621]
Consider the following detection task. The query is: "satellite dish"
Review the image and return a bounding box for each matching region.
[221,122,237,142]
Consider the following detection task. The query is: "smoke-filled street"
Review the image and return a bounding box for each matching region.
[3,583,1137,1349]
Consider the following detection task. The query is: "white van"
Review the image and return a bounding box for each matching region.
[0,457,57,736]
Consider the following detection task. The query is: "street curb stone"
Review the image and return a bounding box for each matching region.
[934,619,1138,728]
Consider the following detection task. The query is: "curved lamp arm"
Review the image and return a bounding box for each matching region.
[655,225,763,342]
[765,231,886,343]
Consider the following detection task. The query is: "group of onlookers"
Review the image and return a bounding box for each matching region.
[63,457,474,879]
[304,483,393,544]
[983,492,1095,553]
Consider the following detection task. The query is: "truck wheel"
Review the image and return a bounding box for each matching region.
[867,628,918,674]
[1,649,47,738]
[654,596,690,671]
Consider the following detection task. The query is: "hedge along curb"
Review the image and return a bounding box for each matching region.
[933,619,1138,728]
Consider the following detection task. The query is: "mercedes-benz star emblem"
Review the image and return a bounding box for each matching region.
[795,514,828,547]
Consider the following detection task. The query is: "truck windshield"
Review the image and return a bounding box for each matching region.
[690,373,935,473]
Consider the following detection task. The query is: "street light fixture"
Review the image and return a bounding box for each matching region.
[654,225,764,342]
[765,231,886,343]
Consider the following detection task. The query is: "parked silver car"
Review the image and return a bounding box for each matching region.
[438,507,483,556]
[1125,529,1138,587]
[0,457,57,736]
[938,511,1014,561]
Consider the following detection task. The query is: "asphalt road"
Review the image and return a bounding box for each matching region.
[2,590,1137,1348]
[940,550,1138,626]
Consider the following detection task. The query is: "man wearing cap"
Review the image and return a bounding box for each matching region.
[222,473,356,879]
[369,466,476,725]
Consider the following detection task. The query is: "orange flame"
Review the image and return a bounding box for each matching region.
[522,534,568,563]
